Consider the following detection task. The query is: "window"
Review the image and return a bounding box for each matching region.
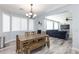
[54,22,59,30]
[46,20,53,30]
[12,16,21,31]
[21,18,27,31]
[29,19,34,31]
[3,13,10,32]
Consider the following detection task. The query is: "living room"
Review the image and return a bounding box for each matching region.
[0,4,79,54]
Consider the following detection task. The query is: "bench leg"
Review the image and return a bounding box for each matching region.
[27,49,31,54]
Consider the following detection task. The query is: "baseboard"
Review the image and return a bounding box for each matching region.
[5,39,16,44]
[72,47,79,52]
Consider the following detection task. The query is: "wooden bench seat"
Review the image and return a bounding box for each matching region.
[24,39,46,53]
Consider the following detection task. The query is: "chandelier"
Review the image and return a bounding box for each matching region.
[26,4,37,18]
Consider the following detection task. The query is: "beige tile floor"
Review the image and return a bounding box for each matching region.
[0,37,79,54]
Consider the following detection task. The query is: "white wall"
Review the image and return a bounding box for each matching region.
[70,5,79,48]
[34,17,45,31]
[0,10,2,33]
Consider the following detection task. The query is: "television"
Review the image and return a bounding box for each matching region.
[61,25,70,30]
[37,30,41,34]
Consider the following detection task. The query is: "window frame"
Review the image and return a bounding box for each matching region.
[2,13,10,32]
[29,19,34,31]
[46,19,60,30]
[12,16,21,31]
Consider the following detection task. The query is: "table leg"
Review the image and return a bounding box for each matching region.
[20,41,24,54]
[46,36,50,48]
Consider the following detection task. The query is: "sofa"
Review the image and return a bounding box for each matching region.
[46,30,68,40]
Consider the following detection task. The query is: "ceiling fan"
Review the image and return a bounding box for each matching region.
[66,17,72,21]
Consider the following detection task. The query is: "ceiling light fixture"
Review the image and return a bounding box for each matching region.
[26,4,37,18]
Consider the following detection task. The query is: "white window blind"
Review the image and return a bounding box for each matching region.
[21,18,27,31]
[46,20,53,30]
[54,22,59,30]
[3,13,10,32]
[29,19,34,31]
[12,16,21,31]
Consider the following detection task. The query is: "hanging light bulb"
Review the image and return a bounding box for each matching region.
[26,13,28,16]
[29,12,33,15]
[33,14,37,18]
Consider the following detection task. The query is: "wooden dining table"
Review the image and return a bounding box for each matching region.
[16,33,50,54]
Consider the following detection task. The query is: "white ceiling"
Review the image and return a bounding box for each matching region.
[0,4,67,17]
